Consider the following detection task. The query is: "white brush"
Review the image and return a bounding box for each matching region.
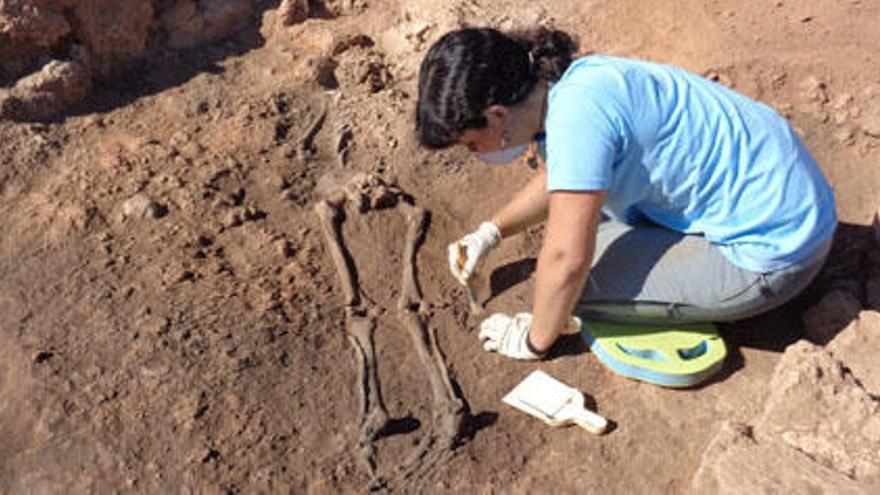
[456,243,484,315]
[502,370,608,434]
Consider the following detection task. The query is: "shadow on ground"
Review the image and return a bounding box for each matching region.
[730,222,873,352]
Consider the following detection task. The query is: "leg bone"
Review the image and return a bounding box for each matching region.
[397,203,427,312]
[394,203,466,482]
[346,307,389,478]
[314,199,359,307]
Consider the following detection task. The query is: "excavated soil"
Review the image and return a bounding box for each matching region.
[2,0,880,493]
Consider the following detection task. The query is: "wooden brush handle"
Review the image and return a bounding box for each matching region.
[571,407,608,435]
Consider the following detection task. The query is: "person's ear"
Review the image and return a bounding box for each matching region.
[483,105,509,129]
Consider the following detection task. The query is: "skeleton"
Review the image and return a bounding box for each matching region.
[313,173,466,486]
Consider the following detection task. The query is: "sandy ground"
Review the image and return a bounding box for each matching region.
[2,0,879,492]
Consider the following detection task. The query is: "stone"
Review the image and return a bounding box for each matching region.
[73,0,154,78]
[292,55,338,89]
[801,289,862,344]
[799,75,828,103]
[278,0,309,26]
[692,421,873,494]
[754,341,880,481]
[321,0,367,17]
[0,2,72,47]
[1,0,258,120]
[335,51,392,93]
[827,311,880,394]
[0,1,73,79]
[4,59,92,120]
[121,194,164,220]
[222,209,243,228]
[833,124,856,144]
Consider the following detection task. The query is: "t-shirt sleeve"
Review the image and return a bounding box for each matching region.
[545,81,622,192]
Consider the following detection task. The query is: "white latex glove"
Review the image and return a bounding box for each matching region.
[448,221,501,286]
[478,313,543,360]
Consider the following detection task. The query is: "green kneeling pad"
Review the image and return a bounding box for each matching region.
[580,320,727,388]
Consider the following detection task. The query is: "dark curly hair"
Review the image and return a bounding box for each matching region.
[415,27,579,149]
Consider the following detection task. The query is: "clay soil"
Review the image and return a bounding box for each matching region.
[2,0,880,493]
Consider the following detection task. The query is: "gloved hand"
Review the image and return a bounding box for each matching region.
[478,313,543,360]
[448,221,501,286]
[479,313,583,360]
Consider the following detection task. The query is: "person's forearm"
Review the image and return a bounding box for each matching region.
[528,190,604,352]
[529,248,591,351]
[490,168,548,238]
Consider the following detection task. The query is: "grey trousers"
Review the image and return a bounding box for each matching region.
[577,220,832,324]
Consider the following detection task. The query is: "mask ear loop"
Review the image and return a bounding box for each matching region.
[501,129,511,148]
[526,141,540,169]
[526,77,549,170]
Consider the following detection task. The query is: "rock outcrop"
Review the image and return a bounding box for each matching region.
[0,59,92,120]
[692,422,872,494]
[0,0,260,120]
[754,340,880,481]
[693,328,880,493]
[827,310,880,395]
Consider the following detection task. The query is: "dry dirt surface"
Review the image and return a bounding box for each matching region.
[2,0,880,493]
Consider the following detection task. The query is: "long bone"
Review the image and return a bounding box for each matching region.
[397,203,426,311]
[313,197,389,479]
[396,202,466,481]
[314,199,359,307]
[345,307,388,477]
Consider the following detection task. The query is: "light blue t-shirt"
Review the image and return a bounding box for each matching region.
[545,55,837,272]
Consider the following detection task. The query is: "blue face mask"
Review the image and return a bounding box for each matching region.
[475,143,530,165]
[475,133,547,166]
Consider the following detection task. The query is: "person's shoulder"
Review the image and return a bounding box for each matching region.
[558,55,618,81]
[550,55,631,102]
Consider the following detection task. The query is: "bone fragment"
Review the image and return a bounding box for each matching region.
[314,199,359,306]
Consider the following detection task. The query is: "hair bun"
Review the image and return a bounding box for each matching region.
[509,27,579,82]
